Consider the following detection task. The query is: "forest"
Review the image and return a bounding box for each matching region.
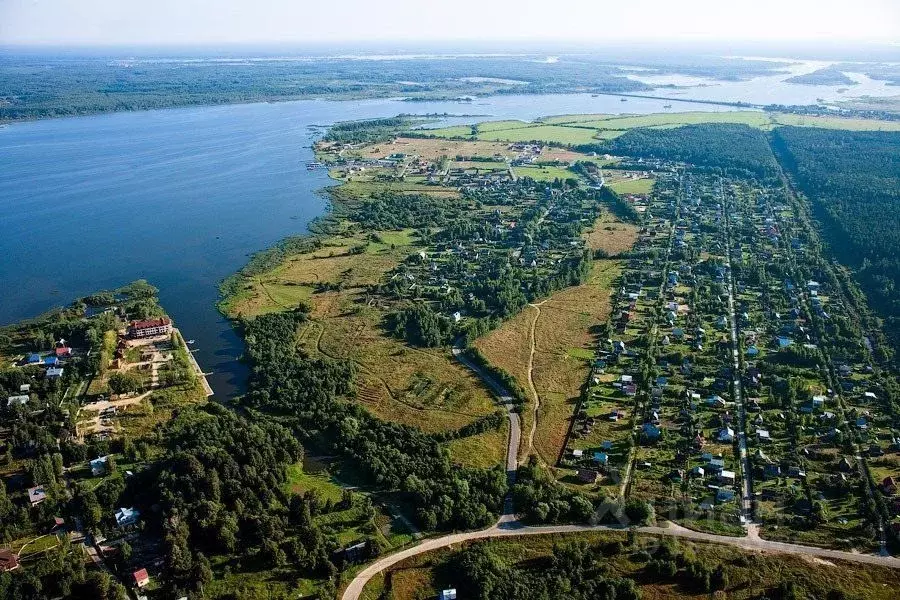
[771,126,900,348]
[240,309,509,532]
[578,123,779,178]
[0,53,649,123]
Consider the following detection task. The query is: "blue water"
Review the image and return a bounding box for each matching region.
[0,93,740,397]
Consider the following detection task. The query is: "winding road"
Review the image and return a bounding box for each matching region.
[341,337,900,600]
[341,518,900,600]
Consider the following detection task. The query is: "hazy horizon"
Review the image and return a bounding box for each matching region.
[2,0,897,47]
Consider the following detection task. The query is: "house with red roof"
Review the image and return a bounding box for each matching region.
[132,568,150,588]
[128,317,171,339]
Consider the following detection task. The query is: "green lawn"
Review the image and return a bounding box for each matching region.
[284,461,346,502]
[477,124,600,145]
[608,178,654,195]
[513,165,577,182]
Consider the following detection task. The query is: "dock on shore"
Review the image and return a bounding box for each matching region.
[174,328,214,397]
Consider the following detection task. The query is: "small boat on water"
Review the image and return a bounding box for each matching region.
[187,339,196,344]
[306,161,325,170]
[620,98,628,102]
[663,104,672,109]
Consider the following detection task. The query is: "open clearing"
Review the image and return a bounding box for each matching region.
[224,228,505,467]
[417,110,900,149]
[582,213,641,255]
[607,175,655,195]
[475,259,622,464]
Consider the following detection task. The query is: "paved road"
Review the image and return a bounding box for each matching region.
[341,518,900,600]
[452,346,520,481]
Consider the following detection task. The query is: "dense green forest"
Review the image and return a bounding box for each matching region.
[240,309,509,531]
[578,123,778,177]
[771,126,900,346]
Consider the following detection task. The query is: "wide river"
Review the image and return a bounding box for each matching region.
[0,75,885,397]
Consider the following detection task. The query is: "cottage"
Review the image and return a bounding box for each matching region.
[55,346,72,358]
[46,367,64,378]
[717,488,735,503]
[115,507,140,528]
[746,345,759,357]
[26,353,42,364]
[718,427,735,443]
[132,568,150,589]
[707,458,725,473]
[43,356,59,366]
[593,452,608,466]
[91,456,109,477]
[719,470,736,484]
[577,469,599,484]
[571,449,584,459]
[707,395,726,408]
[757,429,771,443]
[28,486,47,506]
[642,423,661,441]
[439,590,458,600]
[7,395,29,407]
[0,550,18,573]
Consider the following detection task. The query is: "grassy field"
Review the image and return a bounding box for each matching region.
[607,176,655,195]
[475,124,601,145]
[513,165,576,182]
[417,110,900,150]
[770,112,900,130]
[359,530,900,600]
[475,259,623,464]
[223,222,506,467]
[582,213,641,255]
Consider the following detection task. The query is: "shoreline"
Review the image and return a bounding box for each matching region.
[175,327,214,397]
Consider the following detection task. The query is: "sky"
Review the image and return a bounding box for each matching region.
[1,0,898,47]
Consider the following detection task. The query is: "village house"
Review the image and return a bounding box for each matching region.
[0,550,19,572]
[7,394,29,407]
[91,456,109,476]
[28,486,47,506]
[132,568,150,588]
[115,507,140,528]
[577,469,599,484]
